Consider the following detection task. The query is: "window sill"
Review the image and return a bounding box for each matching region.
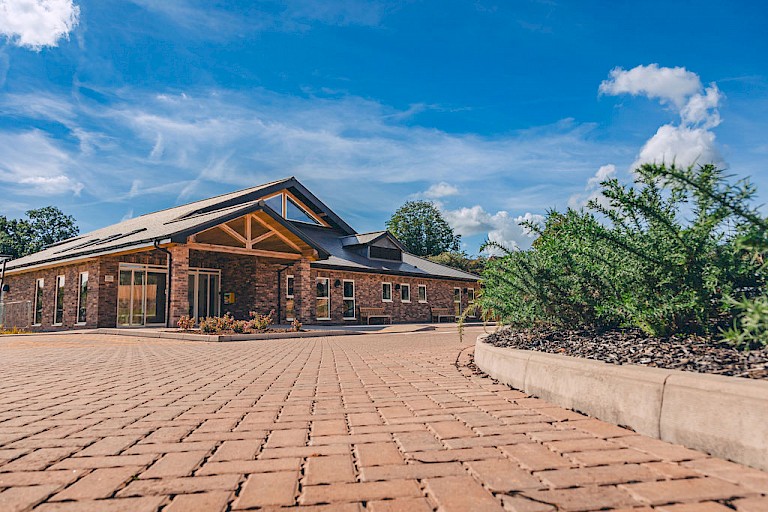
[382,299,392,303]
[52,323,63,327]
[75,322,87,326]
[418,300,428,303]
[316,318,331,321]
[402,300,411,303]
[343,317,356,321]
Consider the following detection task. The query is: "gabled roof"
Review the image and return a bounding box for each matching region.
[5,177,479,282]
[300,224,480,282]
[339,231,407,252]
[5,178,338,272]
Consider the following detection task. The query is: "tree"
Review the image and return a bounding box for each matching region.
[386,201,461,257]
[0,207,79,259]
[428,250,488,275]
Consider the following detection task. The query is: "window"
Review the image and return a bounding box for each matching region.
[418,284,427,303]
[343,280,355,319]
[454,287,462,316]
[382,282,392,302]
[33,278,44,325]
[118,264,169,327]
[77,272,88,324]
[316,277,330,320]
[369,246,401,261]
[400,284,410,302]
[263,192,323,226]
[286,275,295,321]
[187,268,219,323]
[467,288,476,318]
[53,275,65,325]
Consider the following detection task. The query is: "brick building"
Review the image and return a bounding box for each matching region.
[0,178,479,330]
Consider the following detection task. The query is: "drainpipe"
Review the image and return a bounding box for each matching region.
[154,240,172,328]
[0,255,10,305]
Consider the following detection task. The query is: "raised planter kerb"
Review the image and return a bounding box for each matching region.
[474,334,768,472]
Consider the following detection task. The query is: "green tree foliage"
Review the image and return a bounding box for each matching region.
[386,200,460,257]
[427,250,488,275]
[0,206,79,259]
[476,163,764,345]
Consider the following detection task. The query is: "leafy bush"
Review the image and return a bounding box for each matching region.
[177,315,195,331]
[292,318,303,332]
[476,163,764,343]
[248,310,275,331]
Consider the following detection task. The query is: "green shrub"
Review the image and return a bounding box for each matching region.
[477,163,763,341]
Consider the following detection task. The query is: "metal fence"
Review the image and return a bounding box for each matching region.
[0,300,32,329]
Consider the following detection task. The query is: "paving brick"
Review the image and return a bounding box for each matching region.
[536,463,659,488]
[233,471,299,508]
[567,448,659,466]
[428,420,476,439]
[424,475,504,512]
[464,458,543,492]
[732,496,768,512]
[355,442,404,467]
[411,446,503,462]
[139,451,207,479]
[367,497,433,512]
[301,479,422,505]
[682,457,768,494]
[656,503,733,512]
[50,455,156,470]
[501,443,572,471]
[53,466,141,501]
[35,496,166,511]
[500,495,556,512]
[545,437,620,453]
[0,484,59,511]
[0,469,85,487]
[620,477,750,505]
[444,432,529,449]
[393,431,443,452]
[360,462,465,481]
[305,454,356,484]
[117,474,240,497]
[197,457,301,475]
[523,486,641,511]
[164,491,231,512]
[209,440,262,461]
[75,435,143,457]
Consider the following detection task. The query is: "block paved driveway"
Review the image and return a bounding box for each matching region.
[1,326,767,512]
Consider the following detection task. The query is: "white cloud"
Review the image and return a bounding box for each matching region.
[0,130,84,195]
[443,205,544,252]
[569,164,616,208]
[0,0,80,50]
[599,64,702,109]
[421,182,459,199]
[634,124,721,169]
[600,64,724,170]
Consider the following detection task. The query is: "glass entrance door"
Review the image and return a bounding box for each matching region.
[188,269,221,320]
[117,265,167,326]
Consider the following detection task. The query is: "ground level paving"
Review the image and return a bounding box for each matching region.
[0,326,766,511]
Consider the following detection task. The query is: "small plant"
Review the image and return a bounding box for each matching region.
[177,315,195,331]
[291,318,302,332]
[198,317,217,333]
[231,320,247,334]
[248,309,275,331]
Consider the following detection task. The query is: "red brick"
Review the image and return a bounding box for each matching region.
[501,443,572,471]
[53,466,141,500]
[165,491,231,512]
[620,477,749,505]
[139,451,207,479]
[424,475,504,512]
[464,458,543,492]
[355,442,404,467]
[233,471,299,508]
[301,479,422,505]
[197,457,300,476]
[0,484,59,511]
[305,454,356,484]
[523,486,641,511]
[360,462,465,481]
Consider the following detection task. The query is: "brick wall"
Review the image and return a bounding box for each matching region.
[1,260,100,330]
[279,264,478,325]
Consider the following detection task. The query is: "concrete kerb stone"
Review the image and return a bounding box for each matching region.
[475,334,768,472]
[94,328,367,342]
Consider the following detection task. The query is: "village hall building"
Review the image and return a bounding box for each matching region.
[0,177,479,331]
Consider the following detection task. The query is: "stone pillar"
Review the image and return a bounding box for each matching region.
[169,245,190,327]
[293,258,313,324]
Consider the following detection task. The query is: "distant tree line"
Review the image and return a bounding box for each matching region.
[0,206,79,259]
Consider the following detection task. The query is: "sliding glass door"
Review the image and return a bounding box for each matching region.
[188,269,221,320]
[117,264,167,326]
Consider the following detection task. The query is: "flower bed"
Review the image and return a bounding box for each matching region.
[484,327,768,379]
[176,311,303,335]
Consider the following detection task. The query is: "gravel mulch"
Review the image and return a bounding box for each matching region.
[484,327,768,380]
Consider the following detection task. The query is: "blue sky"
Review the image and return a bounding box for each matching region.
[1,0,767,253]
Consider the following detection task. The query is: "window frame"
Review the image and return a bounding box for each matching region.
[418,284,427,303]
[53,275,65,326]
[467,288,476,318]
[316,277,331,320]
[382,282,392,302]
[285,274,295,321]
[33,278,44,326]
[342,279,355,320]
[400,283,411,303]
[76,272,88,325]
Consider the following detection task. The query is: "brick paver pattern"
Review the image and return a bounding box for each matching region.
[1,327,767,511]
